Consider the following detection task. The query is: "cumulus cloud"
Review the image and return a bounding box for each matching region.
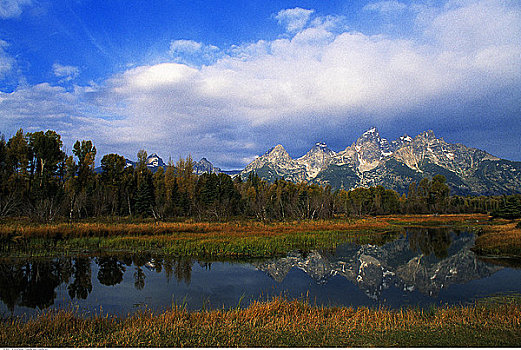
[0,0,31,19]
[1,0,521,167]
[52,63,80,82]
[275,7,315,33]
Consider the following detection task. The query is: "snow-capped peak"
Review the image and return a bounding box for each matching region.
[400,135,413,142]
[267,144,286,153]
[146,153,165,168]
[364,127,378,135]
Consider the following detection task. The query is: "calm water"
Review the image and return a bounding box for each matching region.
[2,228,521,317]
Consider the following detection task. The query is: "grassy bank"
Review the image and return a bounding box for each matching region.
[474,220,521,257]
[0,220,398,258]
[1,297,520,347]
[0,214,491,258]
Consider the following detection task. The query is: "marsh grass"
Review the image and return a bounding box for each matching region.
[0,214,493,258]
[0,217,404,258]
[473,220,521,256]
[1,297,520,347]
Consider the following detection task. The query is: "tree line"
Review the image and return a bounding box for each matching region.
[0,128,518,222]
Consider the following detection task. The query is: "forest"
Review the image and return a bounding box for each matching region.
[0,128,519,223]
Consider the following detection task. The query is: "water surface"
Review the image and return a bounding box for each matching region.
[1,227,520,317]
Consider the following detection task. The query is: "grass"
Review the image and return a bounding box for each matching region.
[0,217,399,258]
[0,214,495,258]
[1,297,520,347]
[473,220,521,257]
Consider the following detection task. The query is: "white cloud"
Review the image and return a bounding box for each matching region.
[1,0,521,167]
[0,40,13,79]
[0,0,31,19]
[52,63,80,82]
[169,39,221,66]
[102,0,521,164]
[169,40,203,55]
[275,7,315,33]
[363,1,407,13]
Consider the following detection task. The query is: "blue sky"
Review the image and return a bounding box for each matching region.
[1,0,520,168]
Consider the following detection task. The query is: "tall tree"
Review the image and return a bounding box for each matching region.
[100,153,126,216]
[28,130,65,197]
[6,129,31,198]
[134,150,154,217]
[72,140,96,190]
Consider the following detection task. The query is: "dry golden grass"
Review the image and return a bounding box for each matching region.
[2,297,520,347]
[474,221,521,256]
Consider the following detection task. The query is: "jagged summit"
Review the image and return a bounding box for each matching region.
[146,153,165,168]
[420,130,436,139]
[194,157,221,175]
[242,143,306,182]
[363,126,378,135]
[239,129,521,195]
[265,144,289,156]
[297,142,336,179]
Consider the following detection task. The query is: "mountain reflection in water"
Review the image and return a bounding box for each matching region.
[1,228,520,316]
[254,228,501,300]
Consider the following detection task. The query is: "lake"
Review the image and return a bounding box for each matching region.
[1,227,521,317]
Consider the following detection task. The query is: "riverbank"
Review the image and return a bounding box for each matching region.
[0,214,489,258]
[1,297,520,347]
[473,220,521,257]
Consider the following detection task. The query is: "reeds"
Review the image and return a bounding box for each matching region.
[1,297,520,347]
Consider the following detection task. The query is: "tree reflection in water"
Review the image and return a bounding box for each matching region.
[407,227,452,259]
[68,258,92,299]
[0,259,70,313]
[96,257,127,286]
[0,255,197,313]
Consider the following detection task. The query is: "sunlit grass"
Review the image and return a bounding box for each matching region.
[1,297,520,347]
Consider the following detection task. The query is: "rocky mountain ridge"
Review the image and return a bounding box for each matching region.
[240,128,521,195]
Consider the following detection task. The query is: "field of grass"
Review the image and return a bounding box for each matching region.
[0,214,494,258]
[1,297,520,347]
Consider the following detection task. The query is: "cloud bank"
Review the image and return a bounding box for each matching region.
[1,0,520,167]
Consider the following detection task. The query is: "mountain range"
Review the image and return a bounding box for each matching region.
[103,127,521,195]
[239,128,521,195]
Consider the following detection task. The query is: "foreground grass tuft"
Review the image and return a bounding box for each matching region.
[1,297,521,347]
